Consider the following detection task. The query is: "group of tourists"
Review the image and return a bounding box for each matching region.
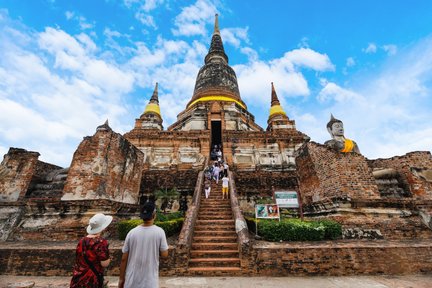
[70,201,167,288]
[204,157,230,200]
[210,144,223,162]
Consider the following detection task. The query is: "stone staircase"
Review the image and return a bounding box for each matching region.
[188,181,242,275]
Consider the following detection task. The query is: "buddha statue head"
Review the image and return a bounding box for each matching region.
[326,114,344,138]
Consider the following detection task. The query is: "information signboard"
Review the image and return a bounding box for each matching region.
[255,204,280,219]
[274,191,299,208]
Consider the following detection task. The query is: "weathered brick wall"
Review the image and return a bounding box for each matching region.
[251,240,432,275]
[9,200,139,241]
[296,142,380,204]
[327,209,432,240]
[368,151,432,200]
[0,241,177,276]
[2,240,432,276]
[62,129,144,204]
[0,148,40,202]
[140,169,200,195]
[233,171,298,196]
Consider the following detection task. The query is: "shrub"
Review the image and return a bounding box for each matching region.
[155,210,184,222]
[245,217,341,242]
[117,212,184,240]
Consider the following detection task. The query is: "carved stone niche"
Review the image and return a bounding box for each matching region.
[257,143,282,166]
[178,147,204,165]
[372,168,411,198]
[281,148,296,168]
[139,147,152,163]
[233,146,256,170]
[149,147,174,168]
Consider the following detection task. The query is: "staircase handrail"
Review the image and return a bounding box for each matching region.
[227,169,250,270]
[176,157,208,270]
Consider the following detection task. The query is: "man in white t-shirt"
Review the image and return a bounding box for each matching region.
[118,202,169,288]
[222,175,229,200]
[213,164,221,184]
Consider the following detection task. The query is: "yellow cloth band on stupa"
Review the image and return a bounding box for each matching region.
[269,105,287,117]
[188,96,246,109]
[341,138,354,153]
[144,103,161,116]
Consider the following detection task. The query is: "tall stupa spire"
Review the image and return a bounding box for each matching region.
[271,82,281,107]
[149,82,159,104]
[205,14,228,64]
[186,14,246,110]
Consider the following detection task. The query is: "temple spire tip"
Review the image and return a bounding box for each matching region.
[214,13,220,34]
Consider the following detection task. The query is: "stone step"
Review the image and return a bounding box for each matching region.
[197,215,232,220]
[199,205,231,209]
[194,225,235,231]
[199,208,232,212]
[188,257,241,268]
[198,208,232,215]
[196,219,234,225]
[187,266,242,276]
[200,200,230,203]
[193,230,235,236]
[190,249,239,258]
[192,242,238,250]
[193,235,237,243]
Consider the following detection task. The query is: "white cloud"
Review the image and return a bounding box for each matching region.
[235,48,334,106]
[240,47,258,62]
[135,11,156,28]
[363,42,377,53]
[220,27,249,48]
[65,11,74,20]
[277,48,335,71]
[382,44,397,56]
[317,79,364,103]
[124,0,164,29]
[346,57,355,67]
[172,0,217,36]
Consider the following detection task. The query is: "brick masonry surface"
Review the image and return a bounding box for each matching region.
[368,151,432,200]
[1,239,431,276]
[296,142,380,204]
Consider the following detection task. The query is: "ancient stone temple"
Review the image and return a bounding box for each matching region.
[1,14,432,276]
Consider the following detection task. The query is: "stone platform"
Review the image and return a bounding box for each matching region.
[1,239,432,277]
[1,275,432,288]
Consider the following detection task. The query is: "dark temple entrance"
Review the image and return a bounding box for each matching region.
[211,120,222,151]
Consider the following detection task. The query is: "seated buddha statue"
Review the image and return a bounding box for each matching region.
[324,114,360,153]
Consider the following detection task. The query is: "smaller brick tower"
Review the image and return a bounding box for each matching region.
[134,83,163,130]
[266,82,296,131]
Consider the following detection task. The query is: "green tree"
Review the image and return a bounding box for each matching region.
[154,187,180,213]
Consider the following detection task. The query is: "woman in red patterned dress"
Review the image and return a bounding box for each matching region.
[70,213,113,288]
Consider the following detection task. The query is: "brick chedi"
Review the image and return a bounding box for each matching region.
[266,82,295,131]
[134,82,163,131]
[62,120,144,204]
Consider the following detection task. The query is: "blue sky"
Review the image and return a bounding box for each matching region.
[1,0,432,167]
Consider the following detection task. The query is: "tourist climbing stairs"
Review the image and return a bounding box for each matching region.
[188,181,241,275]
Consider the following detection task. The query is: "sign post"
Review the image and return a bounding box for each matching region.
[255,204,280,236]
[273,190,303,221]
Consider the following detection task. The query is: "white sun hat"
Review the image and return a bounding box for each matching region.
[86,213,113,235]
